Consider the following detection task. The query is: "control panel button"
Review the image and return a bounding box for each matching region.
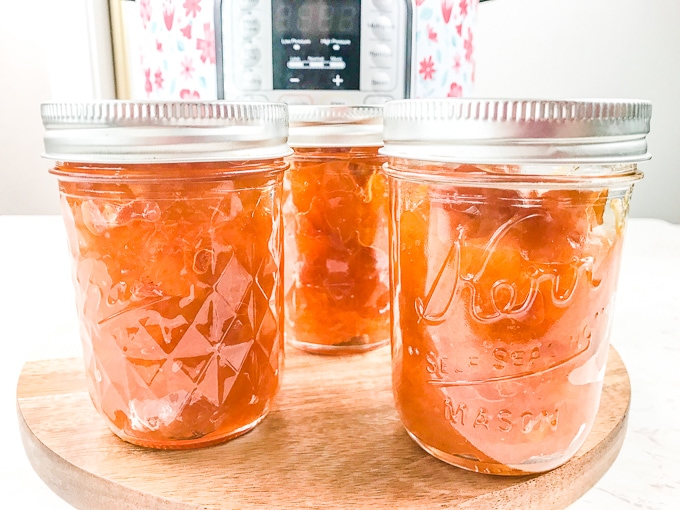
[240,14,261,39]
[331,74,345,87]
[241,44,261,67]
[370,43,393,68]
[241,72,262,91]
[370,71,392,91]
[372,0,394,11]
[369,15,394,40]
[240,0,259,9]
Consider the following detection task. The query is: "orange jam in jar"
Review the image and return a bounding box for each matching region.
[382,99,651,474]
[41,102,291,449]
[283,105,390,354]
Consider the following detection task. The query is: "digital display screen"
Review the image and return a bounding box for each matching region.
[271,0,361,90]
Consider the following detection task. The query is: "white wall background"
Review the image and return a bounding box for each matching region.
[0,0,114,216]
[473,0,680,223]
[0,0,678,222]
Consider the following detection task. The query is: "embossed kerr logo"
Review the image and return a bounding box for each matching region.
[414,213,594,326]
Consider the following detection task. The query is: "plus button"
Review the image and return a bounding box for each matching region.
[332,74,344,87]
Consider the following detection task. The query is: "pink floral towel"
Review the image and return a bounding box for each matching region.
[129,0,217,99]
[414,0,478,98]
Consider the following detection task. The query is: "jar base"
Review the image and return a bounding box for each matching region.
[107,409,271,450]
[406,430,571,476]
[287,337,389,356]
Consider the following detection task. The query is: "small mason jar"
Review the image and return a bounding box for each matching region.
[283,105,390,354]
[41,101,290,449]
[381,98,651,475]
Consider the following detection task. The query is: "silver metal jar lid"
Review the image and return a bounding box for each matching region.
[380,98,652,164]
[288,105,383,148]
[41,101,291,163]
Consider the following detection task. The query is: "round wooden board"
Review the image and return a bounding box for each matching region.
[17,346,630,510]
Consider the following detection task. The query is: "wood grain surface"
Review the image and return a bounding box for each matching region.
[16,346,630,509]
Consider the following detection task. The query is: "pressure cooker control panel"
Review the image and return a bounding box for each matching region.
[217,0,412,104]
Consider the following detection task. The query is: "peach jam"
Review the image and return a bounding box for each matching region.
[41,101,291,449]
[381,99,652,474]
[283,105,390,354]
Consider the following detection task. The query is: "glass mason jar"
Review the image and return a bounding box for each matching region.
[381,98,652,475]
[41,101,291,449]
[283,105,390,354]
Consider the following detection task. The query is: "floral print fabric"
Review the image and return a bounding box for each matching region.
[414,0,478,98]
[128,0,217,99]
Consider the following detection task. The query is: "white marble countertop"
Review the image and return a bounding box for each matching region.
[1,215,678,509]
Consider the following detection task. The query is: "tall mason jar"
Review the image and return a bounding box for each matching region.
[41,101,290,449]
[381,98,651,474]
[283,105,390,354]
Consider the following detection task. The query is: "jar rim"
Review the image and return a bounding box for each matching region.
[381,98,652,164]
[288,104,383,147]
[41,101,292,163]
